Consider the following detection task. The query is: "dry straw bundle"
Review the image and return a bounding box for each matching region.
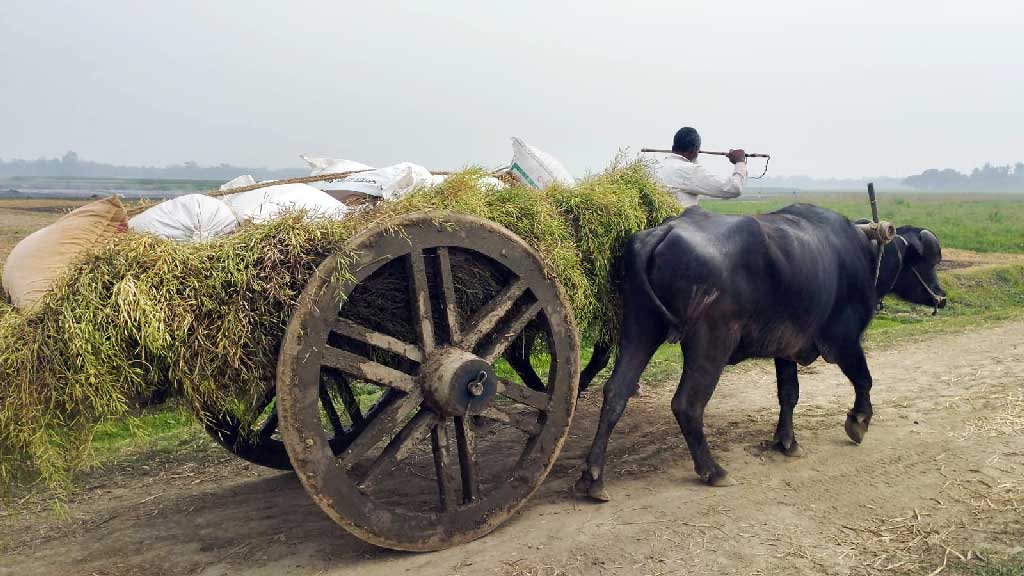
[0,160,679,496]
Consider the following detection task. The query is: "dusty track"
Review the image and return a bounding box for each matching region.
[2,321,1022,576]
[939,248,1024,272]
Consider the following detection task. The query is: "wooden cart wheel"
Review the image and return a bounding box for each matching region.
[276,212,580,551]
[202,386,292,470]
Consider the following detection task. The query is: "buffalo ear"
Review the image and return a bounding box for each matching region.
[920,229,942,267]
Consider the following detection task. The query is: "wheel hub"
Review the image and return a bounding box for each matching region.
[420,348,498,416]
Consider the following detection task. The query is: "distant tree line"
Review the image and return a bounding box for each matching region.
[5,151,1022,192]
[756,175,909,191]
[903,162,1024,191]
[0,151,305,181]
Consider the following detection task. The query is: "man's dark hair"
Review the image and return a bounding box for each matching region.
[672,127,701,154]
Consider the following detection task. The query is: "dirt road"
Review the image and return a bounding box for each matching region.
[3,321,1022,576]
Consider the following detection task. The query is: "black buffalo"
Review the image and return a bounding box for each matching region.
[576,204,946,501]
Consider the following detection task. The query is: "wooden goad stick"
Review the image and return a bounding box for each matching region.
[641,148,770,159]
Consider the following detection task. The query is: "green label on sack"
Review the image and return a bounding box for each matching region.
[510,162,539,189]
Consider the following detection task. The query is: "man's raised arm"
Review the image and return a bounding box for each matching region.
[688,149,747,199]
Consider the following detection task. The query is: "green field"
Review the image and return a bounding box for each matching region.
[706,191,1024,253]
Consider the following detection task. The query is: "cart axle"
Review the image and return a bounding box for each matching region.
[421,348,498,416]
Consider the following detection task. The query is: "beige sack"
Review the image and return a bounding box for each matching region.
[2,196,128,311]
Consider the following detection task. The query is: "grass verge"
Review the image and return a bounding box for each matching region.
[89,401,203,464]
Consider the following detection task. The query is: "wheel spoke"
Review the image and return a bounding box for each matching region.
[431,419,459,511]
[333,318,424,363]
[457,279,527,352]
[359,410,439,489]
[320,382,347,439]
[480,302,543,363]
[333,374,366,429]
[322,347,416,392]
[407,248,436,354]
[454,416,479,504]
[479,406,542,436]
[339,389,424,465]
[437,247,460,343]
[497,378,549,412]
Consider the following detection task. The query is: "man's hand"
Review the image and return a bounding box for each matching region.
[727,149,746,164]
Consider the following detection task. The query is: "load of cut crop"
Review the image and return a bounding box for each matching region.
[0,159,679,497]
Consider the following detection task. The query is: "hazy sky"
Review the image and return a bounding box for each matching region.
[2,1,1022,178]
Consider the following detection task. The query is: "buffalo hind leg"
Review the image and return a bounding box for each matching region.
[673,323,738,487]
[504,332,546,392]
[836,344,873,444]
[773,358,803,457]
[576,330,662,502]
[577,340,612,396]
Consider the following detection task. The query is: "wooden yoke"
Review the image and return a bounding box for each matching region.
[855,220,896,245]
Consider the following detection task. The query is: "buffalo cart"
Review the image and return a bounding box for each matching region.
[201,211,582,551]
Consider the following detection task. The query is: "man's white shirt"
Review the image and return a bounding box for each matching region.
[651,153,747,208]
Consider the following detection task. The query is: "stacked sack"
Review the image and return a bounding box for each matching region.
[301,156,434,202]
[301,136,575,198]
[129,178,350,242]
[218,182,348,224]
[133,136,578,243]
[3,196,129,311]
[3,138,576,311]
[508,137,575,189]
[128,194,238,242]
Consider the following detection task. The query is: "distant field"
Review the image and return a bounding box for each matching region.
[0,176,224,197]
[705,191,1024,254]
[0,199,88,262]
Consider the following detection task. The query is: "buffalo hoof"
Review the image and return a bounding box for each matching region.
[708,473,736,487]
[700,467,735,487]
[774,431,804,457]
[574,472,611,502]
[845,411,870,444]
[776,439,804,458]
